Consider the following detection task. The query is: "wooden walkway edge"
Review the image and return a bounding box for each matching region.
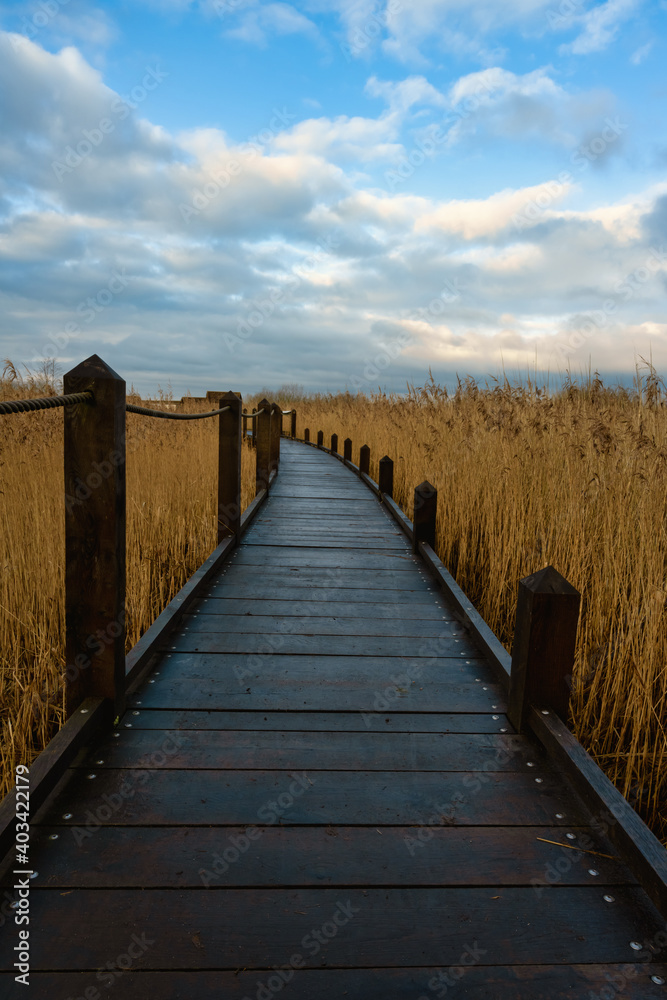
[1,439,666,998]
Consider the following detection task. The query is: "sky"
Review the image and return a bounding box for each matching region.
[0,0,666,396]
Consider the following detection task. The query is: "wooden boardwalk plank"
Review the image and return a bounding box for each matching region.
[196,598,448,618]
[42,768,580,826]
[29,824,635,887]
[2,438,665,995]
[1,887,664,969]
[3,968,666,1000]
[78,729,541,771]
[109,710,512,732]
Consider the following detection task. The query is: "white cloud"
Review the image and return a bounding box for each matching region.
[561,0,639,55]
[223,1,319,45]
[1,29,665,392]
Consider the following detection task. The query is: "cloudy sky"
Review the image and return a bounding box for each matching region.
[0,0,665,395]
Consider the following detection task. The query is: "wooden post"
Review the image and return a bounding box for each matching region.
[508,566,581,733]
[331,433,338,455]
[305,428,310,443]
[255,398,272,494]
[413,481,437,554]
[242,408,248,440]
[317,430,324,448]
[379,456,393,498]
[217,391,242,544]
[291,410,297,439]
[359,444,370,475]
[344,438,352,462]
[63,355,126,720]
[270,402,281,472]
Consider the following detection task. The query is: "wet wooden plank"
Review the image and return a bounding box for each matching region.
[128,672,504,713]
[164,631,478,657]
[233,548,421,569]
[148,650,494,682]
[3,967,667,1000]
[112,710,511,733]
[208,571,436,594]
[42,768,579,826]
[195,598,447,619]
[82,729,538,772]
[29,824,633,887]
[1,887,663,970]
[204,585,439,604]
[179,614,458,638]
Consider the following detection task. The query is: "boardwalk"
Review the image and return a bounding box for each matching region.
[1,439,667,997]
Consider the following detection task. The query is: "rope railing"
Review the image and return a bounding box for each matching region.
[1,354,297,723]
[0,390,94,415]
[126,402,232,420]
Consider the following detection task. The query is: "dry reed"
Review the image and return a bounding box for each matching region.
[0,365,255,797]
[276,365,667,844]
[2,362,666,846]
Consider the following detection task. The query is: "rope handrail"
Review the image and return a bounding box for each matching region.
[0,390,94,415]
[281,409,295,416]
[126,403,232,420]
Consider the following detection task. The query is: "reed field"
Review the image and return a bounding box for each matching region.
[1,361,666,845]
[275,364,667,844]
[0,363,255,799]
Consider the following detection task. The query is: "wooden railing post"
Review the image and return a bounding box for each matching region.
[305,428,310,443]
[331,433,338,455]
[413,481,437,554]
[255,398,272,493]
[508,567,581,733]
[379,456,393,498]
[217,391,242,544]
[359,444,370,475]
[343,438,352,463]
[317,430,324,448]
[270,402,281,471]
[242,408,248,441]
[63,355,126,720]
[291,410,297,439]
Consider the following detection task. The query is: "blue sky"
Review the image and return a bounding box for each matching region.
[0,0,665,395]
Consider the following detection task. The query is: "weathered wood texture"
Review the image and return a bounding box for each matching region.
[63,354,126,718]
[1,439,665,998]
[217,390,242,542]
[508,566,581,732]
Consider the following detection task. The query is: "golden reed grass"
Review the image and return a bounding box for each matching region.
[276,365,667,844]
[2,362,666,845]
[0,365,255,798]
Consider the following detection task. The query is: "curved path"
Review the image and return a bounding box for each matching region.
[1,440,666,998]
